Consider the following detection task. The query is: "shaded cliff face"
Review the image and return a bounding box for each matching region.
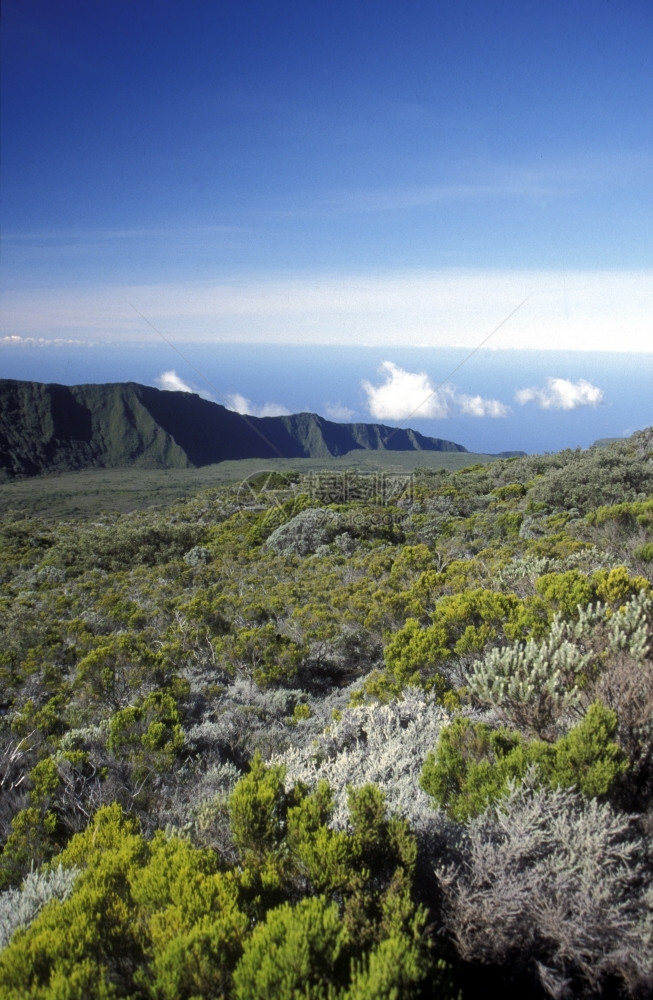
[0,379,468,479]
[0,382,190,479]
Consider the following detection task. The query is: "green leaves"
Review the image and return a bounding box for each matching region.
[382,617,449,694]
[233,896,348,1000]
[420,702,627,821]
[228,752,292,881]
[0,770,436,1000]
[218,625,306,688]
[540,702,627,798]
[0,807,247,1000]
[107,691,185,778]
[1,431,652,997]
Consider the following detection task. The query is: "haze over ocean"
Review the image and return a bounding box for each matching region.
[1,1,651,457]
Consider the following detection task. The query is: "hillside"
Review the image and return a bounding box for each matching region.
[0,379,487,480]
[1,427,652,998]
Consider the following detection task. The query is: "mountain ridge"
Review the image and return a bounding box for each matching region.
[0,379,520,479]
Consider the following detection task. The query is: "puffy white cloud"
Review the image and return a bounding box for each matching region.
[258,402,291,417]
[457,393,510,418]
[361,361,450,421]
[225,392,252,413]
[225,392,289,417]
[362,361,509,421]
[515,377,604,410]
[153,369,215,400]
[324,402,356,421]
[155,369,195,393]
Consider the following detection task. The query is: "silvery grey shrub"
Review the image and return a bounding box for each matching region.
[467,592,653,739]
[436,780,653,999]
[264,508,346,556]
[466,616,594,738]
[161,759,243,858]
[0,864,79,951]
[183,545,212,567]
[496,548,615,592]
[274,689,454,841]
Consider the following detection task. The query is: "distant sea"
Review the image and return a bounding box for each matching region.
[1,343,651,456]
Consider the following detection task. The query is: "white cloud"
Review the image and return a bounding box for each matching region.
[225,392,289,418]
[361,362,509,421]
[155,370,195,393]
[457,394,510,418]
[515,377,604,410]
[0,334,93,347]
[324,402,356,421]
[224,392,251,414]
[257,402,291,417]
[153,369,214,400]
[361,361,450,421]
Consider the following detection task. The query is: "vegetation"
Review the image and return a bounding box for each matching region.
[1,427,652,997]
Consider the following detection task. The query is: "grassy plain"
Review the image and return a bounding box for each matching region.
[0,450,505,517]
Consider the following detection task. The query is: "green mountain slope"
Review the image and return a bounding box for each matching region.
[0,379,473,479]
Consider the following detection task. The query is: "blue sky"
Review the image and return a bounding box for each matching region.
[1,1,652,451]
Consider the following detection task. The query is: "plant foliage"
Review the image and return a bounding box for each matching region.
[1,427,652,996]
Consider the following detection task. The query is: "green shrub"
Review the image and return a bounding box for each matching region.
[0,805,248,1000]
[538,702,628,798]
[233,895,348,999]
[75,633,171,712]
[371,587,548,700]
[381,617,450,697]
[216,624,306,688]
[592,565,651,604]
[228,751,295,886]
[535,569,595,619]
[420,703,627,821]
[420,717,526,822]
[0,806,60,891]
[635,542,653,563]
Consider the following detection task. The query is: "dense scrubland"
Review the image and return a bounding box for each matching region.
[1,430,653,999]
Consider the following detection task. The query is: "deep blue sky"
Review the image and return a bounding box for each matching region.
[1,1,652,450]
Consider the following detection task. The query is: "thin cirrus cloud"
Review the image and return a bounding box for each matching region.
[515,377,604,410]
[361,361,509,422]
[2,268,651,351]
